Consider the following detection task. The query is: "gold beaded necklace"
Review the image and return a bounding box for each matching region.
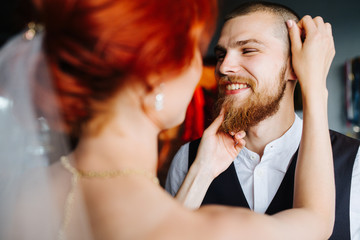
[61,156,160,184]
[58,156,160,240]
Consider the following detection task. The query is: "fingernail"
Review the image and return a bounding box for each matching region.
[286,20,293,28]
[235,132,245,139]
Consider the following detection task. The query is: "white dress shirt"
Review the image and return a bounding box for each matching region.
[165,114,360,239]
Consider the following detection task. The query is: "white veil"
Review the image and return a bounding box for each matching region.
[0,26,92,240]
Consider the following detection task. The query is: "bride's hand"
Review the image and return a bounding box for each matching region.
[287,16,335,96]
[194,110,246,178]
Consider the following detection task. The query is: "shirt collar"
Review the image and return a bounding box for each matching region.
[236,113,303,172]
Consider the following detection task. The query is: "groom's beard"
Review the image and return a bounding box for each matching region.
[216,66,287,133]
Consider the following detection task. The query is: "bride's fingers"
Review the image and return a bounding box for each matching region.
[325,22,332,35]
[297,15,317,36]
[287,19,302,52]
[234,138,246,153]
[313,16,325,30]
[232,131,246,152]
[234,131,246,140]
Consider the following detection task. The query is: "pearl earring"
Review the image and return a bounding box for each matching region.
[154,83,164,111]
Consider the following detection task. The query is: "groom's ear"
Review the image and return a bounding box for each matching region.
[287,67,297,81]
[286,57,297,81]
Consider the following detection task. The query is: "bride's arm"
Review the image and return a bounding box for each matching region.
[271,15,335,238]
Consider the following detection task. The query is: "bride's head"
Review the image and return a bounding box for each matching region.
[33,0,217,137]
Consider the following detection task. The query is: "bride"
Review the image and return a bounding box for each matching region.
[0,0,335,239]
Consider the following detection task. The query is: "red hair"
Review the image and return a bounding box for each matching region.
[34,0,217,136]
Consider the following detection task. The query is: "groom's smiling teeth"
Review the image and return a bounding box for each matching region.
[226,83,249,91]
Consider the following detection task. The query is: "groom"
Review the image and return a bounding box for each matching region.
[165,2,360,240]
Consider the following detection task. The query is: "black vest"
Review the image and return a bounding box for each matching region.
[188,130,359,240]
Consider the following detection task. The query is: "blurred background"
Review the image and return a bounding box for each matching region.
[2,0,360,185]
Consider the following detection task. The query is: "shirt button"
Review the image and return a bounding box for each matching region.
[250,155,255,160]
